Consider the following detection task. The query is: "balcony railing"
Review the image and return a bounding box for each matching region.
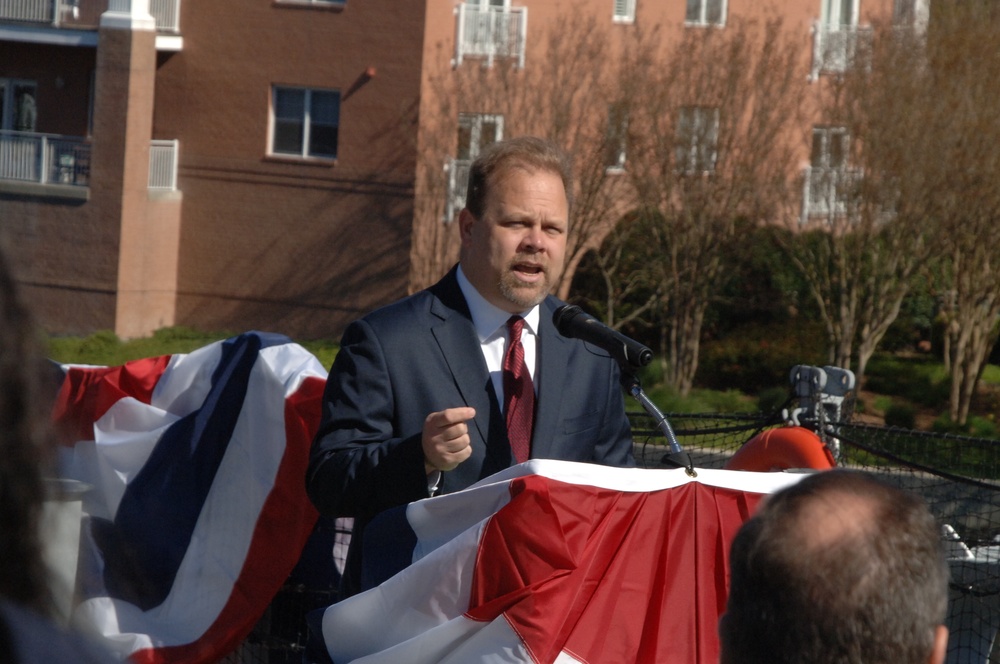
[0,130,179,191]
[444,157,471,223]
[810,21,872,78]
[0,0,181,32]
[453,3,527,68]
[148,138,178,190]
[801,166,862,223]
[0,130,90,185]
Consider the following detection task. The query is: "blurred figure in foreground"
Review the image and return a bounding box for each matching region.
[0,247,115,663]
[720,469,949,664]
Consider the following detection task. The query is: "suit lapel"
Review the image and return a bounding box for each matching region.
[428,270,495,447]
[532,298,570,458]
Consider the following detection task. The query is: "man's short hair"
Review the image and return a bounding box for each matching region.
[722,469,949,664]
[464,136,573,219]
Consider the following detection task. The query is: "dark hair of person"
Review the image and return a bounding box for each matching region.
[723,469,949,664]
[0,249,55,616]
[464,135,573,220]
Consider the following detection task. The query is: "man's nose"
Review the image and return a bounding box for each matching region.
[520,226,543,252]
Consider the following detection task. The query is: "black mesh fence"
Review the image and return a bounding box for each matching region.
[630,401,1000,664]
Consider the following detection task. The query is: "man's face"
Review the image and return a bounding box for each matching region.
[460,167,568,313]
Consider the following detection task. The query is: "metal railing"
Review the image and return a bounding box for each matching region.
[149,0,179,32]
[453,3,527,68]
[800,166,862,223]
[810,21,873,78]
[0,0,181,32]
[0,131,179,191]
[0,0,54,23]
[0,130,90,185]
[148,138,178,190]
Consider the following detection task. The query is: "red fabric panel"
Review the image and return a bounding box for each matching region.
[467,475,764,664]
[52,356,172,444]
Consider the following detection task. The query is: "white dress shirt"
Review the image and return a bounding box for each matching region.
[456,265,539,410]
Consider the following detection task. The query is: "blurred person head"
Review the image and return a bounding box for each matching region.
[720,469,950,664]
[0,247,54,616]
[459,136,572,314]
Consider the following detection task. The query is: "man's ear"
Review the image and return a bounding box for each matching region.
[928,625,948,664]
[458,208,475,243]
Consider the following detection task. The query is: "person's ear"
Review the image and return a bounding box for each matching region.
[458,208,475,244]
[928,625,948,664]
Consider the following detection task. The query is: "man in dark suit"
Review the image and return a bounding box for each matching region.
[306,136,634,598]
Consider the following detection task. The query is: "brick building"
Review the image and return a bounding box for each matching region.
[0,0,925,340]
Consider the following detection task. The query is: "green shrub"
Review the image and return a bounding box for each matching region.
[697,320,826,395]
[872,395,894,413]
[932,414,1000,440]
[884,402,917,429]
[757,386,791,415]
[865,355,950,408]
[643,385,753,414]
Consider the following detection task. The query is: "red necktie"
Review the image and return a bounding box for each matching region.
[503,315,534,464]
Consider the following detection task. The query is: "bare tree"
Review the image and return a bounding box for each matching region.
[775,9,950,390]
[920,1,1000,424]
[618,18,805,395]
[410,10,636,295]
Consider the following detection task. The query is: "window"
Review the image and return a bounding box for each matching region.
[685,0,726,26]
[457,112,502,161]
[446,113,504,221]
[811,126,848,171]
[821,0,856,29]
[812,0,865,75]
[0,79,38,132]
[604,103,628,172]
[454,0,527,68]
[613,0,636,23]
[675,106,719,174]
[804,125,859,219]
[270,86,340,160]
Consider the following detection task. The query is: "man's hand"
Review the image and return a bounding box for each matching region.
[422,407,475,475]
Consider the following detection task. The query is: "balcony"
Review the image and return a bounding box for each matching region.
[0,130,90,186]
[0,130,179,192]
[453,3,527,69]
[801,166,862,223]
[810,21,872,78]
[0,0,181,34]
[444,157,471,223]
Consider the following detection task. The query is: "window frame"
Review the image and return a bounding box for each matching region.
[811,125,849,170]
[803,124,859,220]
[821,0,858,29]
[0,78,39,132]
[685,0,727,27]
[604,102,628,172]
[446,112,505,222]
[457,112,504,161]
[674,106,719,175]
[268,85,341,161]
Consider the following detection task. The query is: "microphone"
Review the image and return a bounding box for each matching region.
[552,304,653,372]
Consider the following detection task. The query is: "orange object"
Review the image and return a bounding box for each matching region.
[724,426,836,472]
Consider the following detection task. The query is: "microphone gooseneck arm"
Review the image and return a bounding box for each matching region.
[553,305,693,474]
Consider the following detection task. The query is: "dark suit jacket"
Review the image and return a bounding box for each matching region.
[306,266,634,596]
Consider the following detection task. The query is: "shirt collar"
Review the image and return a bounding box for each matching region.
[456,264,540,341]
